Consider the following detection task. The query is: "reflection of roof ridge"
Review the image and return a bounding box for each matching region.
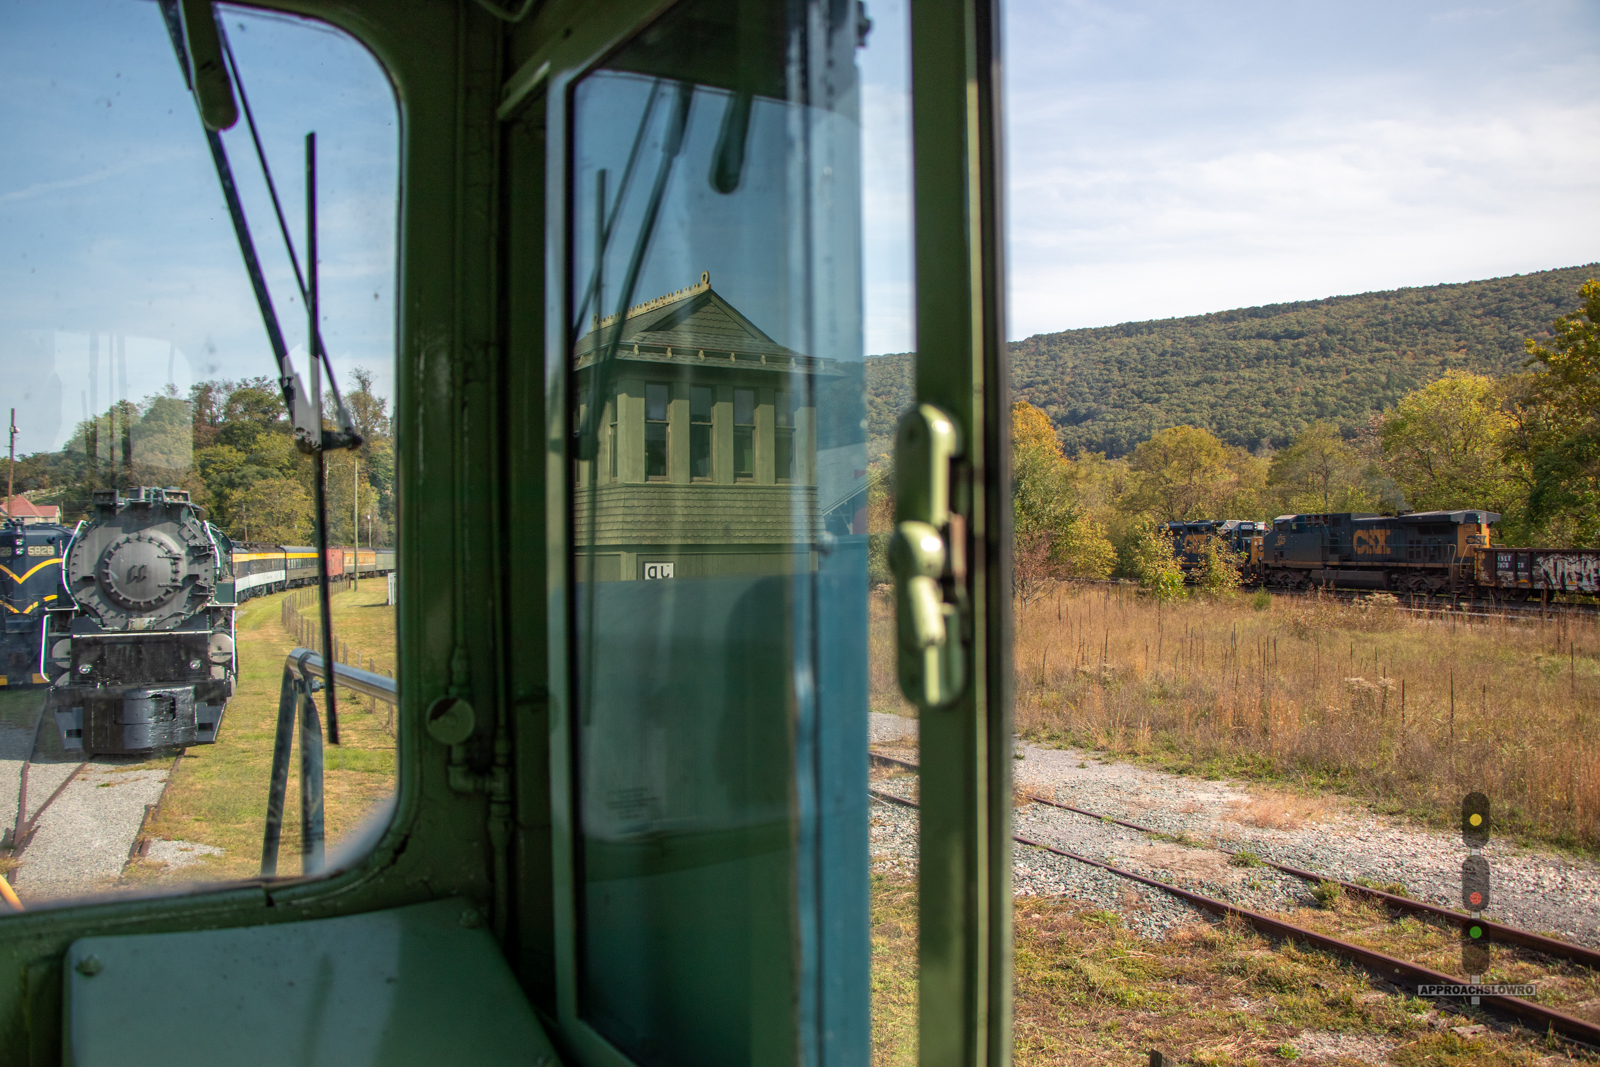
[591,271,712,332]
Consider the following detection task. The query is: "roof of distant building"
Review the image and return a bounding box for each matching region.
[2,496,60,520]
[573,272,839,375]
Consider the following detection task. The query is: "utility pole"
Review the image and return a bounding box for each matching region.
[6,408,16,522]
[352,456,359,593]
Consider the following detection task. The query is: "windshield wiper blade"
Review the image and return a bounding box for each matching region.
[158,0,360,454]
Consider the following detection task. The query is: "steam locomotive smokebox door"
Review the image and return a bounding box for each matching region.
[88,687,197,751]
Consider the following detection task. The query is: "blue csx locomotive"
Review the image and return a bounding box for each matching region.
[1166,509,1600,599]
[1161,519,1268,575]
[1,520,72,686]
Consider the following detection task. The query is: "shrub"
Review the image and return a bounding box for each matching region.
[1197,535,1243,598]
[1125,522,1185,601]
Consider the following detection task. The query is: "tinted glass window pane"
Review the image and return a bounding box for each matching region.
[646,382,669,422]
[645,421,667,479]
[567,0,868,1060]
[0,0,399,908]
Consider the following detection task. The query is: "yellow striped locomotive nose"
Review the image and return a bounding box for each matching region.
[0,519,69,687]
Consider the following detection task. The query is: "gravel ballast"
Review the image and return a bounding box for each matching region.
[869,713,1600,944]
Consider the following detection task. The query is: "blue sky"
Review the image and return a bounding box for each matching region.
[999,0,1600,342]
[859,0,1600,353]
[2,0,1595,452]
[0,0,397,455]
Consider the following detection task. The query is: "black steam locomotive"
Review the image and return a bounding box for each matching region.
[1,519,72,686]
[45,487,237,753]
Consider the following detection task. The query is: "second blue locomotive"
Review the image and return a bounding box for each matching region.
[2,519,72,686]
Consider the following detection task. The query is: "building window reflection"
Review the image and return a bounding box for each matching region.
[774,388,795,484]
[690,386,713,481]
[733,389,755,482]
[645,383,669,481]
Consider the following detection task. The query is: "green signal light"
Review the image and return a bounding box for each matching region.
[1469,925,1484,940]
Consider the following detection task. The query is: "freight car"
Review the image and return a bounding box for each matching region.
[1161,519,1268,578]
[0,520,71,686]
[1258,509,1498,594]
[44,487,236,753]
[1478,546,1600,599]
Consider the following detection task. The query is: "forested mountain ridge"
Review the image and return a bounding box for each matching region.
[867,263,1598,458]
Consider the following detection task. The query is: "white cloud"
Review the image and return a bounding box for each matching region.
[999,0,1600,336]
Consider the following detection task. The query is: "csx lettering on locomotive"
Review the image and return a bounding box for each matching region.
[1352,529,1391,555]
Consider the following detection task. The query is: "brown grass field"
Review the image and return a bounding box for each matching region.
[1003,585,1600,853]
[869,584,1600,1061]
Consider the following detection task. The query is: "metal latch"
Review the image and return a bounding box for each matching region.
[889,404,966,708]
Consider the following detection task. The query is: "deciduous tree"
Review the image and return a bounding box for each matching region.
[1378,371,1516,514]
[1122,425,1233,521]
[1268,420,1377,514]
[1011,401,1114,601]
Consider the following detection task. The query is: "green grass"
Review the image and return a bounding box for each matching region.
[128,585,397,885]
[871,873,918,1066]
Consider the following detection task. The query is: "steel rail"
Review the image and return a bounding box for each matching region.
[871,753,1600,971]
[868,784,1600,1047]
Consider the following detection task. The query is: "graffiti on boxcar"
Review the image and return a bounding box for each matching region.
[1535,553,1600,593]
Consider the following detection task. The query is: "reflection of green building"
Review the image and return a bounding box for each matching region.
[574,273,836,581]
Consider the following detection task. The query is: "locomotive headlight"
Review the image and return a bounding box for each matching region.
[77,663,92,674]
[189,659,202,671]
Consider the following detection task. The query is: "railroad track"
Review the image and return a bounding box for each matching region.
[870,753,1600,1047]
[2,695,176,908]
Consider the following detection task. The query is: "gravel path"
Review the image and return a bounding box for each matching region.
[0,696,177,905]
[13,759,170,901]
[870,717,1600,945]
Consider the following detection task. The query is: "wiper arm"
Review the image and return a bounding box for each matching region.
[158,0,360,454]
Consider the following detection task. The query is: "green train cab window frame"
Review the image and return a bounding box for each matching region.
[0,0,459,1027]
[0,0,1012,1063]
[513,1,1012,1066]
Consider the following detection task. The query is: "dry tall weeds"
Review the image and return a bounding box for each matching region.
[1010,585,1600,851]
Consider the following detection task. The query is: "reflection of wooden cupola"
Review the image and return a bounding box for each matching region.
[573,273,839,488]
[571,275,843,581]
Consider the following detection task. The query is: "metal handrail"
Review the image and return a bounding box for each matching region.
[260,649,398,877]
[283,649,397,702]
